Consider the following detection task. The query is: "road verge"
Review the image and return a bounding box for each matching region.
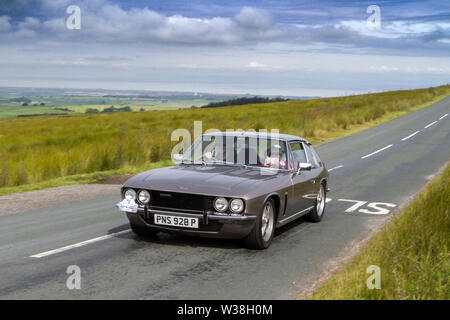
[301,162,449,300]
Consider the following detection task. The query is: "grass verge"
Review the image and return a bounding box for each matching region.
[311,164,450,300]
[0,160,172,196]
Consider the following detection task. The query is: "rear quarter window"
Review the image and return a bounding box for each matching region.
[309,146,322,167]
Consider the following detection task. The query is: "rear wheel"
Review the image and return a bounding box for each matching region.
[245,199,275,249]
[130,223,158,238]
[305,183,326,222]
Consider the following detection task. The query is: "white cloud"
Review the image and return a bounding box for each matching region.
[247,61,266,68]
[368,65,400,72]
[18,17,40,29]
[19,4,281,45]
[0,16,40,38]
[0,15,11,32]
[338,20,450,39]
[235,7,273,30]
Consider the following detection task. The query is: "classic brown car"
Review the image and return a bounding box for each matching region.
[117,132,329,249]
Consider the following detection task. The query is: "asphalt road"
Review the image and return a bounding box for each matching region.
[0,97,449,299]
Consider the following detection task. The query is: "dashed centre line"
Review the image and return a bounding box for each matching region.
[424,121,437,129]
[30,229,130,258]
[440,113,448,120]
[401,131,420,141]
[328,165,344,172]
[361,144,393,159]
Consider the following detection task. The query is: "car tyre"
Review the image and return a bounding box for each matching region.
[245,199,275,250]
[130,223,158,238]
[305,183,326,222]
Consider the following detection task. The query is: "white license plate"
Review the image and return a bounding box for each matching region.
[154,214,199,229]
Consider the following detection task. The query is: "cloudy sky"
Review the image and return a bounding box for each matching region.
[0,0,449,96]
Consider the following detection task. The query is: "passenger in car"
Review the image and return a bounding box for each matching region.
[263,145,287,169]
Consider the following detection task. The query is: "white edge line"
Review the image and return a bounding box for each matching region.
[328,165,344,172]
[401,130,420,141]
[440,113,448,120]
[361,144,393,159]
[424,121,437,129]
[30,229,130,258]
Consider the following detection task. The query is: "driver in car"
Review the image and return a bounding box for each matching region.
[203,143,225,162]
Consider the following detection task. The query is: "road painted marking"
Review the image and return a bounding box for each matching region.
[424,121,437,129]
[440,113,448,120]
[328,165,344,172]
[361,144,393,159]
[337,199,397,215]
[401,131,420,141]
[338,199,367,212]
[30,229,130,258]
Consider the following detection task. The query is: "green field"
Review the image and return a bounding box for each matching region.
[312,164,450,300]
[0,104,201,119]
[0,105,70,118]
[0,85,449,192]
[0,96,215,118]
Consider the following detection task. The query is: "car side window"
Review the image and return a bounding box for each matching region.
[310,146,322,167]
[289,142,307,166]
[303,144,318,167]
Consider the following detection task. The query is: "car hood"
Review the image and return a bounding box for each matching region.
[123,164,287,197]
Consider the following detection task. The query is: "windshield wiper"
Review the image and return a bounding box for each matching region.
[208,161,249,168]
[181,160,206,166]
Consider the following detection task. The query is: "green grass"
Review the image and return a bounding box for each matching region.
[64,104,189,113]
[0,94,215,108]
[0,104,193,118]
[0,160,172,196]
[312,164,450,300]
[0,100,205,118]
[0,94,225,118]
[0,105,70,118]
[0,85,449,193]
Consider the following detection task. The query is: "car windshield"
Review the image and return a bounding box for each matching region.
[181,134,288,169]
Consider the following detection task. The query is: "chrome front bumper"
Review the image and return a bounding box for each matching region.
[135,207,257,223]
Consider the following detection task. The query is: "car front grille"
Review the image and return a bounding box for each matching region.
[150,191,214,212]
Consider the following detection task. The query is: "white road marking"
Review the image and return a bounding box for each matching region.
[30,229,130,258]
[440,113,448,120]
[424,121,437,129]
[361,144,393,159]
[338,199,397,215]
[328,165,344,172]
[401,131,420,141]
[338,199,367,212]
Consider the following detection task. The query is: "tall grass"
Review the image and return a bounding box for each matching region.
[312,164,450,300]
[0,85,449,188]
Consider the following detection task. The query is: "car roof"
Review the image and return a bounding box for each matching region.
[202,131,309,144]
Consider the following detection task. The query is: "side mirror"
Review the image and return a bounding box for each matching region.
[173,153,183,163]
[297,162,312,173]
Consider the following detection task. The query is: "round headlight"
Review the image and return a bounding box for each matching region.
[230,199,244,213]
[138,190,151,204]
[214,197,228,212]
[124,189,136,201]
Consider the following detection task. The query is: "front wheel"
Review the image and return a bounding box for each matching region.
[305,183,326,222]
[245,199,275,249]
